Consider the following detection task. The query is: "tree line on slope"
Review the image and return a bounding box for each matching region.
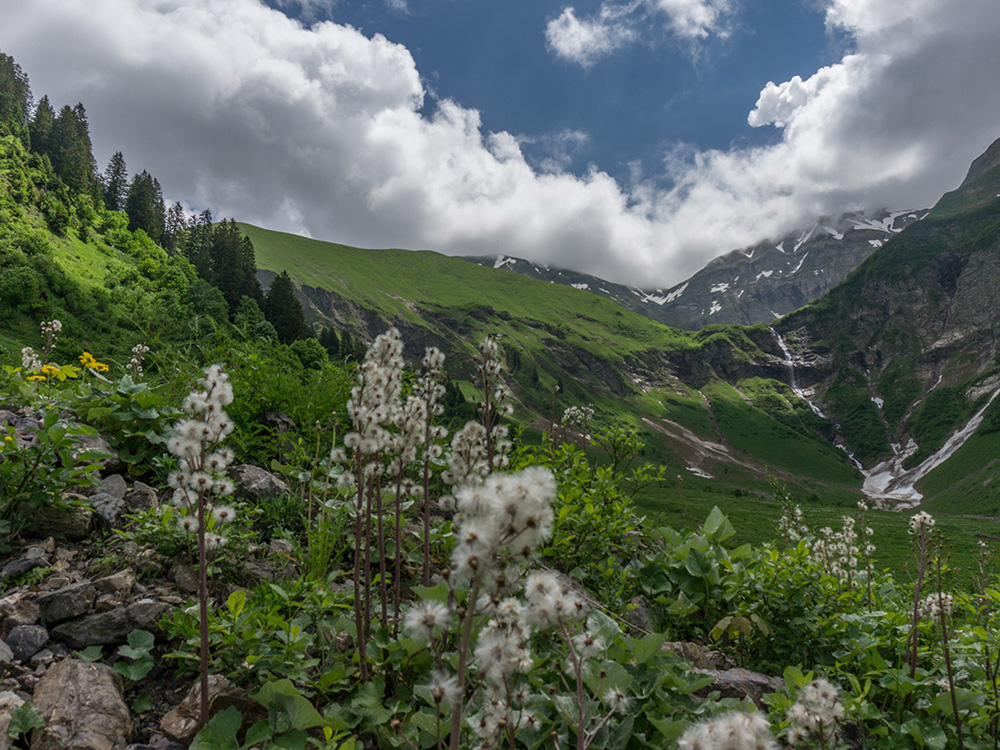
[0,51,339,350]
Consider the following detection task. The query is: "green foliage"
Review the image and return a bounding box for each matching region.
[165,580,350,688]
[264,270,308,344]
[904,385,974,468]
[70,374,181,478]
[0,408,105,537]
[6,701,45,742]
[512,434,650,606]
[291,337,327,370]
[113,629,155,681]
[824,367,891,464]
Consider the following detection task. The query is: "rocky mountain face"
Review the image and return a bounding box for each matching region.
[462,208,927,331]
[776,136,1000,476]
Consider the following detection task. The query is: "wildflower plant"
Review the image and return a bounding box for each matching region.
[678,710,778,750]
[165,364,236,728]
[125,342,150,379]
[784,678,846,748]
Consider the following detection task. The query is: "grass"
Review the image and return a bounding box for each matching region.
[918,427,1000,516]
[635,480,1000,585]
[243,222,694,362]
[702,381,860,484]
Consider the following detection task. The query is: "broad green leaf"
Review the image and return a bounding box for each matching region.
[190,706,242,750]
[255,679,326,731]
[227,590,247,618]
[630,632,666,664]
[647,717,687,742]
[702,506,735,542]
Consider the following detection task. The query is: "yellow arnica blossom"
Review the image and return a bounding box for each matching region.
[26,374,46,381]
[40,364,61,376]
[79,352,110,372]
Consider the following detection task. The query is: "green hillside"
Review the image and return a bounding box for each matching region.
[243,223,868,496]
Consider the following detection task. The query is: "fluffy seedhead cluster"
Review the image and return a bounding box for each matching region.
[777,503,810,545]
[909,511,935,536]
[388,346,448,476]
[923,592,954,619]
[449,467,556,589]
[20,319,62,378]
[811,506,873,588]
[20,346,40,373]
[443,422,489,487]
[126,342,150,378]
[812,516,860,584]
[39,318,61,357]
[166,365,237,547]
[560,404,594,443]
[523,570,587,628]
[678,711,778,750]
[786,678,846,747]
[476,334,513,472]
[467,598,536,746]
[341,327,405,480]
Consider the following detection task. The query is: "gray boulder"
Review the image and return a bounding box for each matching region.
[5,625,48,662]
[228,464,290,501]
[51,600,172,648]
[38,582,97,624]
[30,659,132,750]
[123,482,158,513]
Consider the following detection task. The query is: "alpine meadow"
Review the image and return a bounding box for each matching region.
[4,38,1000,750]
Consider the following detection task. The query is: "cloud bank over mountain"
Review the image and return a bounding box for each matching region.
[4,0,999,287]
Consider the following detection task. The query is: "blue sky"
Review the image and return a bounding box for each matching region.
[272,0,838,182]
[4,0,1000,286]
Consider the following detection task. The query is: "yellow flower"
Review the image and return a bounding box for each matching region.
[40,364,60,376]
[26,374,46,381]
[79,352,110,372]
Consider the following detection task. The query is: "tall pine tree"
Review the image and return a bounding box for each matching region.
[164,201,188,255]
[263,270,307,344]
[0,53,31,141]
[101,151,128,211]
[49,103,99,197]
[209,219,262,312]
[185,208,214,280]
[28,95,54,156]
[125,170,165,242]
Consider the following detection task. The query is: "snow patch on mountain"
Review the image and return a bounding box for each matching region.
[755,270,774,281]
[710,282,730,293]
[494,255,516,270]
[709,300,722,315]
[823,226,844,240]
[572,283,589,290]
[793,226,815,252]
[790,253,809,274]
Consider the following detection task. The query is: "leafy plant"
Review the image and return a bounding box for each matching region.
[0,409,106,537]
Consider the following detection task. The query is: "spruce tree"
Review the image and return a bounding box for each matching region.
[29,95,54,156]
[263,270,307,344]
[318,326,341,358]
[0,53,32,141]
[125,170,166,242]
[50,103,99,196]
[185,209,214,280]
[208,220,262,312]
[101,151,128,211]
[164,201,188,255]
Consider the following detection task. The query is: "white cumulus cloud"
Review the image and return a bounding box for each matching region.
[546,0,732,67]
[2,0,999,288]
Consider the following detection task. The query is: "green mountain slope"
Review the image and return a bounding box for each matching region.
[243,223,864,501]
[778,135,1000,505]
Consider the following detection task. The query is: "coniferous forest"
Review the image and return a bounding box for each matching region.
[3,49,1000,750]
